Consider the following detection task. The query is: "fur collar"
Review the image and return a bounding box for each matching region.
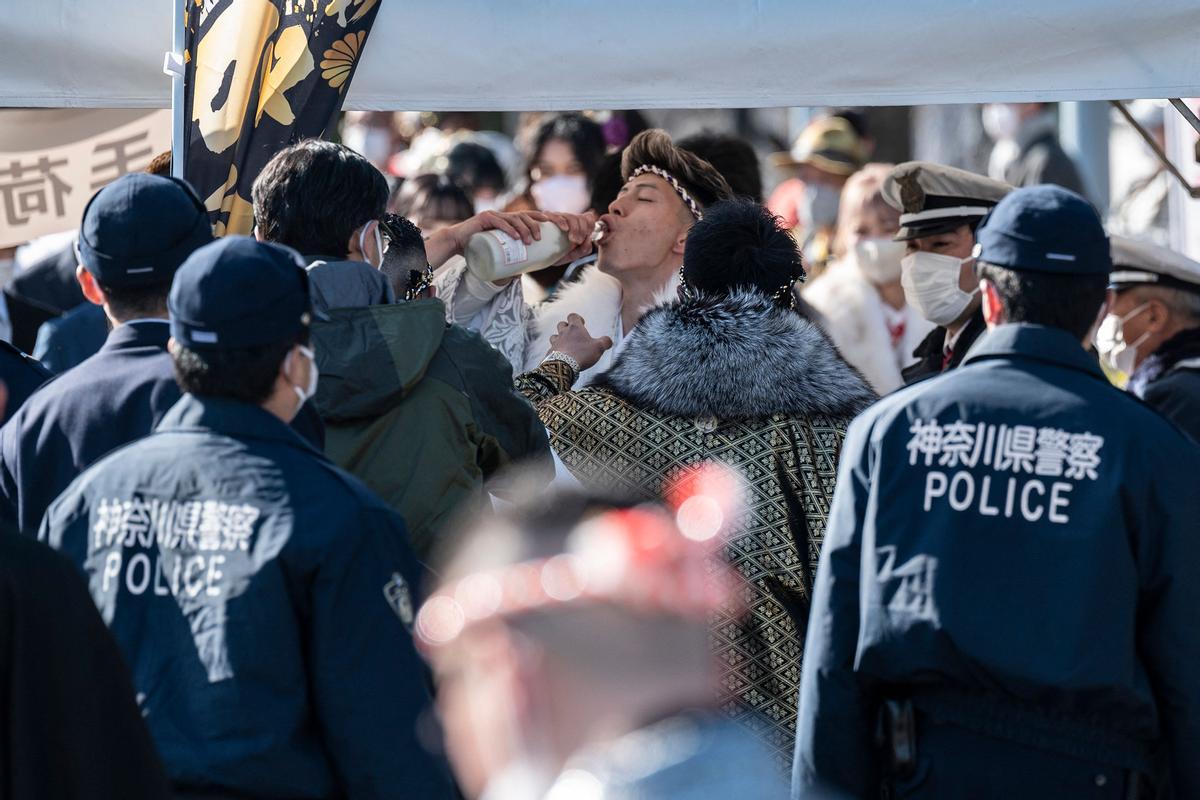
[594,289,876,420]
[526,266,680,385]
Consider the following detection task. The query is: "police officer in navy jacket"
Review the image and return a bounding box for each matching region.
[0,173,213,535]
[794,186,1200,799]
[40,236,457,800]
[0,340,50,424]
[0,174,323,535]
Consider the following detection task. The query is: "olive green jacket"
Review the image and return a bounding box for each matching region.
[312,299,551,558]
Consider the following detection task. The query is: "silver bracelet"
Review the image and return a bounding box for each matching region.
[542,351,580,374]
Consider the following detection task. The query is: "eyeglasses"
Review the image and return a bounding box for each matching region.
[375,219,393,256]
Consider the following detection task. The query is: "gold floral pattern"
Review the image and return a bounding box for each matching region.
[320,31,365,89]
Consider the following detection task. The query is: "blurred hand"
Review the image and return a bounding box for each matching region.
[548,313,613,372]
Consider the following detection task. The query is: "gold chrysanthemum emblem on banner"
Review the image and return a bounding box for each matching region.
[320,31,365,89]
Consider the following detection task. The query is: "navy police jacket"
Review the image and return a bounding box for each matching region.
[0,321,324,536]
[794,324,1200,797]
[40,393,456,799]
[33,300,108,374]
[0,321,181,535]
[0,339,50,424]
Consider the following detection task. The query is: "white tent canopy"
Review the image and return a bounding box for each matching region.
[1,0,1198,109]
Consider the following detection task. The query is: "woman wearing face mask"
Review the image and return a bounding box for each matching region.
[803,164,936,394]
[504,113,607,297]
[878,161,1012,384]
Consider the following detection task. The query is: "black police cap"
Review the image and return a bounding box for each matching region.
[77,173,213,287]
[974,185,1111,276]
[169,236,325,351]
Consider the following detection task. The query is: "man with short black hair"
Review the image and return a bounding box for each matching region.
[262,179,551,555]
[795,186,1200,798]
[253,139,396,313]
[40,236,457,800]
[0,173,212,535]
[254,142,553,555]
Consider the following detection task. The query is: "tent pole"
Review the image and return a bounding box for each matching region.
[1111,101,1200,199]
[1059,102,1110,214]
[169,0,186,179]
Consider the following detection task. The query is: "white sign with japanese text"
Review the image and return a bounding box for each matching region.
[0,109,170,248]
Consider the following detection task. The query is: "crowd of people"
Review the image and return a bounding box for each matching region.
[1,106,1199,800]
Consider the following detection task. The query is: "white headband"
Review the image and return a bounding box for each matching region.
[629,165,704,220]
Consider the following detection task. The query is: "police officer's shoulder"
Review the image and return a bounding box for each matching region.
[0,339,50,376]
[1,529,92,603]
[1132,371,1200,442]
[9,358,76,404]
[39,445,120,534]
[0,363,79,440]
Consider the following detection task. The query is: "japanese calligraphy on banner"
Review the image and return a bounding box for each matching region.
[0,109,171,249]
[184,0,383,236]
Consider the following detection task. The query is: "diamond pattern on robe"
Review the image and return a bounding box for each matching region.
[534,386,848,774]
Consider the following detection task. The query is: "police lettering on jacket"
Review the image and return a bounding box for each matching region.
[906,418,1103,524]
[92,498,258,595]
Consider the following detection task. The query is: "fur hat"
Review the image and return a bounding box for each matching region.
[682,199,802,308]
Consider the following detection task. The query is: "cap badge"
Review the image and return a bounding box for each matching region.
[898,171,925,215]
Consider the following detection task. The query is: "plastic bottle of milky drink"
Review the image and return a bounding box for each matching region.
[464,221,572,282]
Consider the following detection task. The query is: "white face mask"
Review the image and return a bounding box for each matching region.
[358,220,385,269]
[852,237,906,285]
[473,195,502,215]
[1095,302,1151,379]
[982,103,1021,142]
[288,345,319,406]
[530,174,590,214]
[801,182,841,230]
[900,251,979,326]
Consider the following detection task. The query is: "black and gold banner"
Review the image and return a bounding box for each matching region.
[183,0,382,236]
